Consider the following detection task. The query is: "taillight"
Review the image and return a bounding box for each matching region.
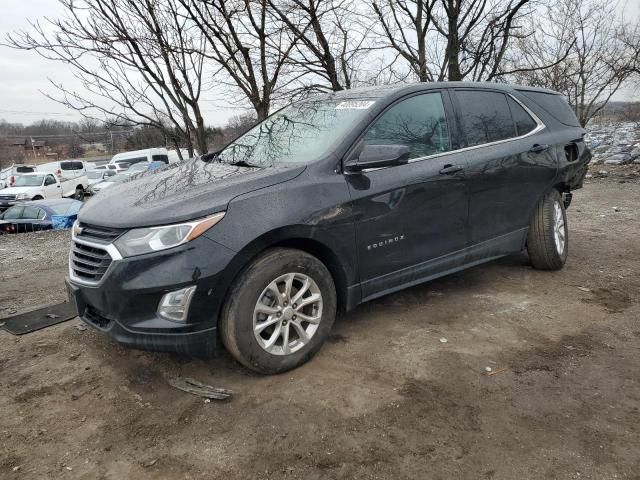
[9,175,15,186]
[56,169,62,177]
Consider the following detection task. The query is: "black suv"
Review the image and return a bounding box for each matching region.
[66,82,590,373]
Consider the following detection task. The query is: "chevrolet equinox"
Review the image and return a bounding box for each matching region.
[66,82,590,373]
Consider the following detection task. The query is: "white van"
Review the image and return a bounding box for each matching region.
[109,147,193,166]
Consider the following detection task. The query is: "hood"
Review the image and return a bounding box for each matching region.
[79,158,305,228]
[0,186,42,196]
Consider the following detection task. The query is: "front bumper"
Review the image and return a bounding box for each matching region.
[66,234,238,356]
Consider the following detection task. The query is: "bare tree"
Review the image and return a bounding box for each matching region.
[179,0,301,120]
[6,0,211,155]
[511,0,636,126]
[371,0,537,82]
[267,0,377,93]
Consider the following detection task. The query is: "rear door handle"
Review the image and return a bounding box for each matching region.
[529,143,549,153]
[439,164,464,175]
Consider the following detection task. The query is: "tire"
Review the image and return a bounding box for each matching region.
[527,189,568,270]
[32,196,43,200]
[220,248,337,374]
[73,188,85,201]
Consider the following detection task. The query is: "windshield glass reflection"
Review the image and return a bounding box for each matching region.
[217,100,375,167]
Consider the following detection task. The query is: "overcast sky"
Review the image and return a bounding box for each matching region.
[1,0,639,127]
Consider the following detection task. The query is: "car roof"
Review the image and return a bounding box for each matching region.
[11,198,80,214]
[311,81,560,103]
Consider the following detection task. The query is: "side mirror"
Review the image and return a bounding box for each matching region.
[345,144,410,172]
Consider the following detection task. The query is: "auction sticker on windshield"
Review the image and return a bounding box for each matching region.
[335,100,376,110]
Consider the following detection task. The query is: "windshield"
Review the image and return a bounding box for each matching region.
[217,99,375,167]
[50,202,82,215]
[13,175,44,187]
[87,171,103,179]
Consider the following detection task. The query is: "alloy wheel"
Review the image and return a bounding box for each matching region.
[553,200,566,254]
[253,273,323,356]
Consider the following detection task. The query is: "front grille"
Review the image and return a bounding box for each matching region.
[77,223,125,243]
[0,194,16,201]
[71,241,112,282]
[84,306,112,329]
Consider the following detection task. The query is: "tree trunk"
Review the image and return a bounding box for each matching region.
[446,12,462,81]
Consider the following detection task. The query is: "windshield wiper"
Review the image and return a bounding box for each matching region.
[227,160,262,168]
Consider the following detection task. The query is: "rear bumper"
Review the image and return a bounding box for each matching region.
[65,235,238,356]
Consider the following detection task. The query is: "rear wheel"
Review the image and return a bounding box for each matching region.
[73,187,85,201]
[32,195,43,200]
[527,189,568,270]
[220,248,337,374]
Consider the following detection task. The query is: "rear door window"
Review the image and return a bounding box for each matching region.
[455,90,516,146]
[363,92,450,160]
[507,97,538,136]
[22,206,45,219]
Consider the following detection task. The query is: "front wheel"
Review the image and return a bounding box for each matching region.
[220,248,337,374]
[527,189,568,270]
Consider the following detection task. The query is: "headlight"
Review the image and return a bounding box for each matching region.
[15,193,30,200]
[114,212,225,257]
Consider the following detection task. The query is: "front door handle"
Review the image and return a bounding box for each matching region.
[439,164,464,175]
[529,143,549,153]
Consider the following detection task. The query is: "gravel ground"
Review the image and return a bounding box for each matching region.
[0,230,71,315]
[0,175,639,479]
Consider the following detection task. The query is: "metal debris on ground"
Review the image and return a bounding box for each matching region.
[168,377,233,401]
[483,367,509,376]
[439,337,448,343]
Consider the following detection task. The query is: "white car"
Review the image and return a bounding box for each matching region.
[0,173,64,210]
[109,147,192,167]
[87,169,116,187]
[93,163,129,173]
[37,160,89,198]
[88,173,131,195]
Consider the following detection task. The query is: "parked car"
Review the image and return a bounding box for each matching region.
[37,160,89,199]
[0,173,67,210]
[109,148,192,167]
[0,164,37,189]
[87,173,131,195]
[66,82,590,374]
[87,169,116,187]
[124,162,152,174]
[93,163,129,173]
[0,198,82,234]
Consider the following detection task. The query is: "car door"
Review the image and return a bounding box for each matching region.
[19,205,47,233]
[44,174,61,198]
[451,89,556,253]
[345,91,469,300]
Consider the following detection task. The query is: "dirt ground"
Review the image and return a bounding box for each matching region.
[1,172,639,479]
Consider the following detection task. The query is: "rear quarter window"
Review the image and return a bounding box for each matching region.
[518,91,581,127]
